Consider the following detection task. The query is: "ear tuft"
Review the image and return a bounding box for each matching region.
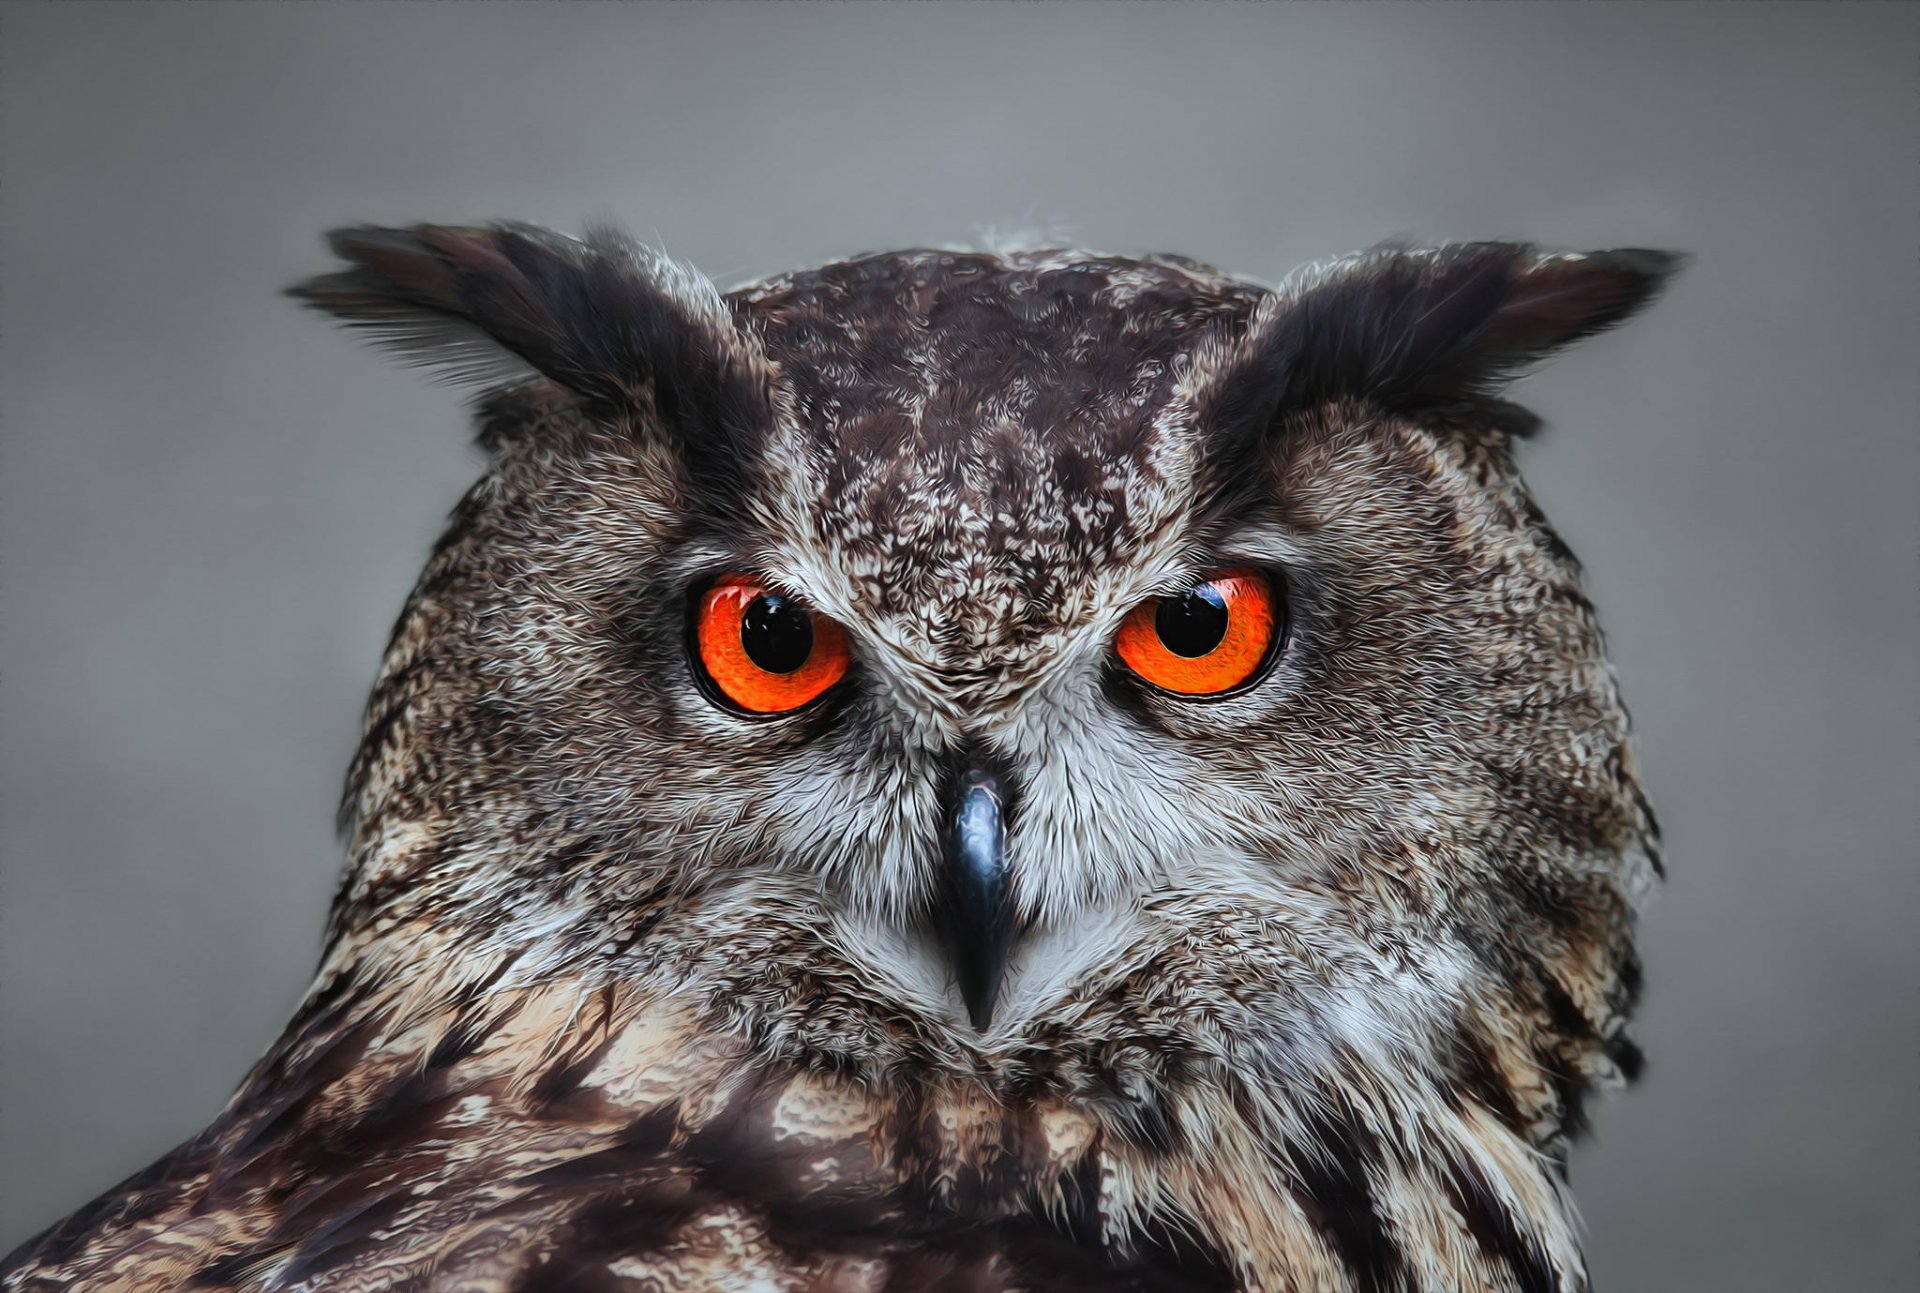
[287,222,747,412]
[289,225,545,390]
[1481,248,1686,359]
[1224,243,1683,433]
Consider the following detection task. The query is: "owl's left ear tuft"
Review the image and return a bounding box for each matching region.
[1216,243,1684,437]
[287,223,769,452]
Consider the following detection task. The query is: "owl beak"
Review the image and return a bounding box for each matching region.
[936,765,1016,1030]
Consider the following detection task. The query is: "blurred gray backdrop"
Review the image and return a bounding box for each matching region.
[3,4,1914,1289]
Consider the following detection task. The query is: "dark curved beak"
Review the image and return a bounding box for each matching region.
[935,765,1017,1030]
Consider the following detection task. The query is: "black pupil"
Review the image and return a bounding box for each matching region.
[1155,583,1230,658]
[741,594,814,673]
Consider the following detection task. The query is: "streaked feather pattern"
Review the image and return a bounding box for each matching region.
[4,227,1675,1292]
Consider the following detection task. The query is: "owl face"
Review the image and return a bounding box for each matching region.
[298,229,1668,1152]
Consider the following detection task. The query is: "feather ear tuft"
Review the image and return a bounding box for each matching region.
[1208,243,1683,441]
[286,222,754,414]
[289,225,546,391]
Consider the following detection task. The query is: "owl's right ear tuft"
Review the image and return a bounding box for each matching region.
[287,224,770,445]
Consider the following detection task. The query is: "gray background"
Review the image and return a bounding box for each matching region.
[3,4,1914,1289]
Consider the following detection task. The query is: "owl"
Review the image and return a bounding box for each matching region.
[3,224,1674,1292]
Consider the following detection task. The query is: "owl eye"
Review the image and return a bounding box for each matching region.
[694,574,851,714]
[1114,568,1281,696]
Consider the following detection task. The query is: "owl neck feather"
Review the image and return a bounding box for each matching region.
[255,867,1597,1292]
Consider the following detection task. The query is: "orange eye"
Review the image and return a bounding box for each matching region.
[1114,568,1280,696]
[695,574,851,714]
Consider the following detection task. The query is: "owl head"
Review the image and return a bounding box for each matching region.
[291,225,1671,1173]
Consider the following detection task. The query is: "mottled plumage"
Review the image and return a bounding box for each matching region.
[4,226,1676,1292]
